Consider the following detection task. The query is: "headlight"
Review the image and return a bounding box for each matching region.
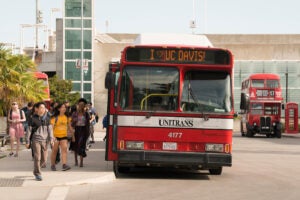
[273,122,276,126]
[126,141,144,150]
[205,144,224,152]
[253,122,257,126]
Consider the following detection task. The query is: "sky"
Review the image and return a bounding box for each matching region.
[1,0,300,47]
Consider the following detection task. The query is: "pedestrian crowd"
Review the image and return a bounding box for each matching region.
[7,98,103,181]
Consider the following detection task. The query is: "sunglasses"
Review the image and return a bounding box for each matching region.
[12,103,18,106]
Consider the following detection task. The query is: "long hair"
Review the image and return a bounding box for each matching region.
[77,102,86,114]
[53,103,68,118]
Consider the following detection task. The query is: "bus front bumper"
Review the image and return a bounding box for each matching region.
[116,151,232,168]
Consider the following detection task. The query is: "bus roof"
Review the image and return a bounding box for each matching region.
[133,33,213,47]
[34,71,48,79]
[246,73,280,80]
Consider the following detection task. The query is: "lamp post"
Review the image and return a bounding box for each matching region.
[80,0,84,98]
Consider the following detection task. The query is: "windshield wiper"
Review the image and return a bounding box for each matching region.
[188,83,209,121]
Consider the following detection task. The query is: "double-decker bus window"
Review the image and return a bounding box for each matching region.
[252,80,264,88]
[119,66,179,111]
[264,104,279,115]
[181,71,231,113]
[251,103,263,115]
[266,80,279,88]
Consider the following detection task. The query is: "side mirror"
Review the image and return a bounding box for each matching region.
[105,72,115,89]
[240,93,249,110]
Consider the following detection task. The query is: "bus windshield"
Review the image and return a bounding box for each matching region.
[181,71,231,113]
[119,66,179,111]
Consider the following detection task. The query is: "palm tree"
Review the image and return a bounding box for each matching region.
[0,45,47,116]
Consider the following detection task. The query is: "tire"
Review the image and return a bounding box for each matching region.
[266,133,271,138]
[275,129,282,139]
[209,167,222,175]
[113,161,130,178]
[246,128,254,137]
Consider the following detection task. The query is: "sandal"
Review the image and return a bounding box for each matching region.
[9,152,14,157]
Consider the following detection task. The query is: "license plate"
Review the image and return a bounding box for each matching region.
[163,142,177,150]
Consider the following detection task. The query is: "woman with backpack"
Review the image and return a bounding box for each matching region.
[7,102,26,157]
[50,103,73,171]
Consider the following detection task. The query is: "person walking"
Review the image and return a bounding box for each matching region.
[86,102,97,144]
[50,103,73,171]
[21,102,34,144]
[71,98,90,167]
[7,102,26,157]
[26,102,54,181]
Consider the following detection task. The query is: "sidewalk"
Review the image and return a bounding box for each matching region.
[0,131,115,187]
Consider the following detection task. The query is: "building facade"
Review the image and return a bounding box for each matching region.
[63,0,94,101]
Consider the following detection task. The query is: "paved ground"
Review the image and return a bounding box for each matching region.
[0,131,115,189]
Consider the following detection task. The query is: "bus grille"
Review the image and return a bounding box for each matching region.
[260,116,271,132]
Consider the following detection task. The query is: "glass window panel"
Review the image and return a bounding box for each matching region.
[181,71,232,113]
[65,19,92,28]
[84,83,91,91]
[84,51,92,59]
[83,0,92,17]
[83,62,92,81]
[119,66,179,111]
[65,61,81,81]
[83,93,91,102]
[65,51,92,59]
[65,19,81,28]
[66,51,81,59]
[65,0,82,17]
[84,30,92,49]
[65,30,81,49]
[252,80,264,88]
[84,20,92,28]
[72,82,81,91]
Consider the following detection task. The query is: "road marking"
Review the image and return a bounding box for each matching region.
[47,186,70,200]
[64,173,115,186]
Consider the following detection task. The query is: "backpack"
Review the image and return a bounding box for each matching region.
[9,109,24,120]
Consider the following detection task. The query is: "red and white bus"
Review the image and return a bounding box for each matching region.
[34,71,51,109]
[105,45,234,176]
[240,73,283,138]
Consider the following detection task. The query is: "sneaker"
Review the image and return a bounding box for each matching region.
[90,141,95,144]
[35,175,42,181]
[14,153,18,157]
[62,164,71,171]
[51,165,57,171]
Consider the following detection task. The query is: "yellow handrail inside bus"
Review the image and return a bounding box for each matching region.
[140,93,178,110]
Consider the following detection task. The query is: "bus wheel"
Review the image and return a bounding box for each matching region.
[113,161,130,177]
[246,129,254,137]
[266,133,271,138]
[275,129,282,138]
[240,121,245,137]
[209,167,222,175]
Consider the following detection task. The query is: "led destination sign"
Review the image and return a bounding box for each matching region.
[125,47,230,65]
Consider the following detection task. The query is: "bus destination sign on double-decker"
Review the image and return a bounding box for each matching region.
[125,47,230,65]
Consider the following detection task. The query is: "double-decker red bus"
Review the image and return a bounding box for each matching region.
[240,73,283,138]
[105,45,234,176]
[34,71,51,109]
